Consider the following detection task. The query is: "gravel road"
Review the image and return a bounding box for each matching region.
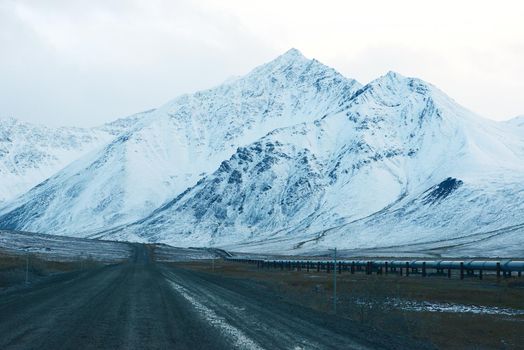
[0,245,425,350]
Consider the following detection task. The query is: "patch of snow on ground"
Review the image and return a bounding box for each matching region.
[389,299,524,316]
[0,230,132,262]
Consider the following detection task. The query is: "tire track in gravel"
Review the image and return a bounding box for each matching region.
[162,266,423,350]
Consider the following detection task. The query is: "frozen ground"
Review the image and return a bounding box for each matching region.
[152,243,217,262]
[0,230,132,262]
[0,230,226,264]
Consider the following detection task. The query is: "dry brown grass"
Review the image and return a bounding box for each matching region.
[0,251,102,288]
[173,260,524,349]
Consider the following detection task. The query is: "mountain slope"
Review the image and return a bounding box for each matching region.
[0,118,109,204]
[106,72,524,256]
[0,109,151,206]
[0,49,362,236]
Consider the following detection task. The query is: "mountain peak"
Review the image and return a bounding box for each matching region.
[228,47,361,93]
[281,48,305,59]
[247,48,361,88]
[370,71,433,93]
[385,70,401,76]
[265,48,309,69]
[0,116,21,127]
[383,70,406,82]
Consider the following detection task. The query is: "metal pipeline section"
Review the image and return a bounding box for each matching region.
[228,258,524,273]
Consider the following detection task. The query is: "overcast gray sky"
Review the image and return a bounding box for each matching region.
[1,0,523,127]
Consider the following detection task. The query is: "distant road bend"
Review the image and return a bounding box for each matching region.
[0,245,414,350]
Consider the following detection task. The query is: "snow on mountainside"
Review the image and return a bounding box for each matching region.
[0,49,362,237]
[104,72,524,257]
[0,110,151,205]
[0,49,523,256]
[97,109,156,135]
[506,115,524,133]
[0,117,109,204]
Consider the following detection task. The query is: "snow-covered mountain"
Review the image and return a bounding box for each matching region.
[0,49,523,257]
[98,71,524,257]
[506,115,524,133]
[0,118,107,204]
[0,111,151,205]
[0,49,361,236]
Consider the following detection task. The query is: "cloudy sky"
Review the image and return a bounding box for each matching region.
[1,0,523,127]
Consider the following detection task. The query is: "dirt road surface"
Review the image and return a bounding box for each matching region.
[0,245,424,350]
